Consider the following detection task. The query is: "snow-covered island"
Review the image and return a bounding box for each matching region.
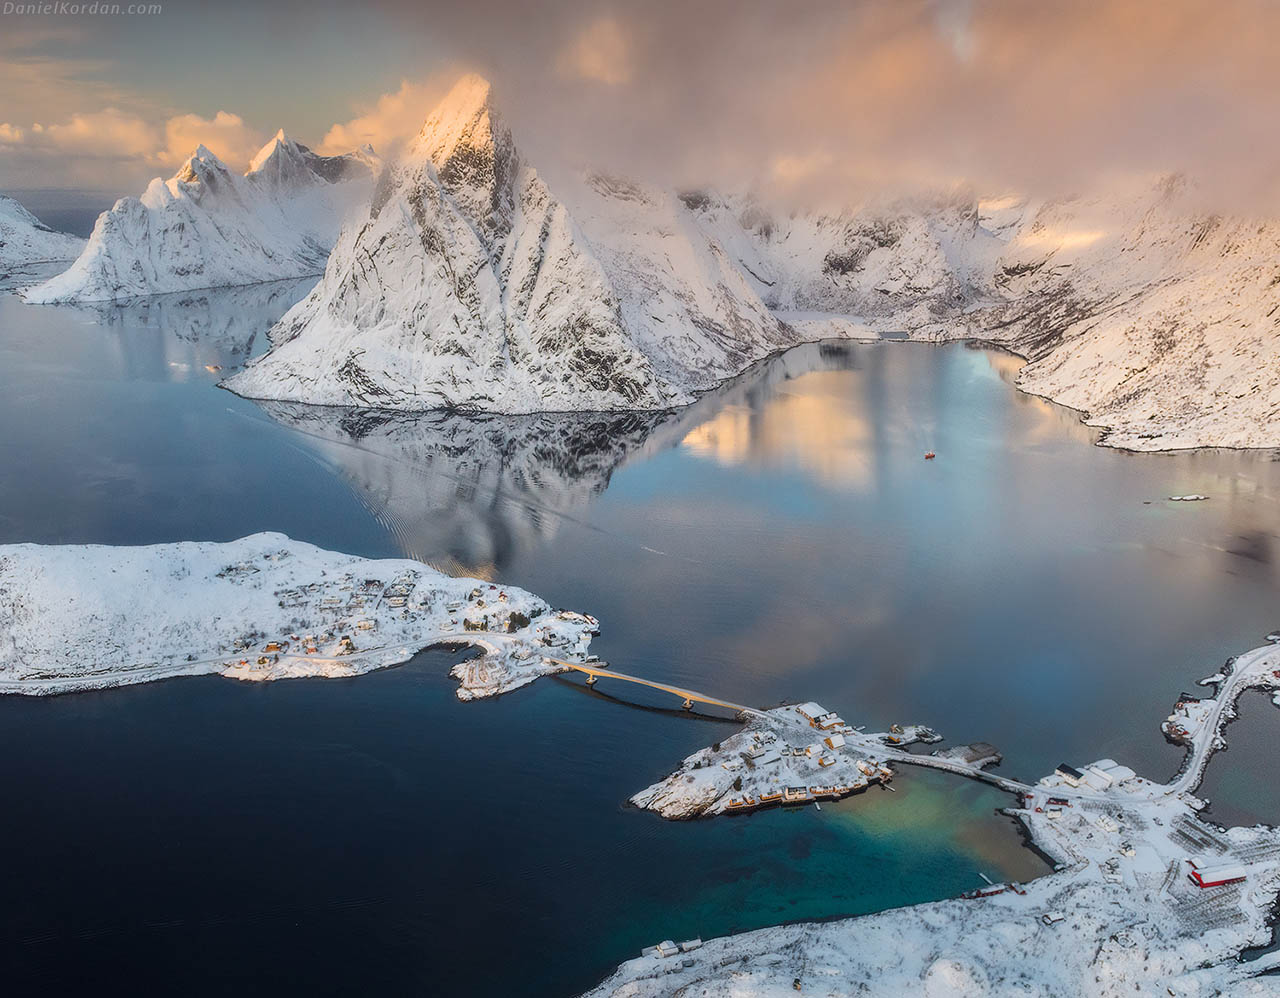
[588,644,1280,996]
[0,533,595,697]
[631,702,943,819]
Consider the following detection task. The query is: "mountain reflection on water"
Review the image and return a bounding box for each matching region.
[35,277,315,379]
[251,341,869,572]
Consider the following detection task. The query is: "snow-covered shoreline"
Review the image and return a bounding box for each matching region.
[0,533,595,697]
[586,644,1280,996]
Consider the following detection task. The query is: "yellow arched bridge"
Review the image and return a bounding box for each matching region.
[542,656,762,717]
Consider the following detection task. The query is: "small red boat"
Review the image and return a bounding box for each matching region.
[924,451,936,460]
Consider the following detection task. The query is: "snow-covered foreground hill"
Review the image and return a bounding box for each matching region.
[0,532,594,696]
[225,74,795,411]
[25,134,377,303]
[0,194,84,271]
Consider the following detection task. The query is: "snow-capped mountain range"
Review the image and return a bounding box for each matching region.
[0,195,84,271]
[11,73,1279,449]
[223,74,1280,448]
[25,133,379,303]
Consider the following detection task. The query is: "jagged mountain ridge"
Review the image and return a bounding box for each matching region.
[26,133,378,303]
[247,130,380,192]
[226,74,795,412]
[681,188,1003,332]
[0,195,85,271]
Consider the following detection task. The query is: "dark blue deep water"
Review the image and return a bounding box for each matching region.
[2,277,1278,996]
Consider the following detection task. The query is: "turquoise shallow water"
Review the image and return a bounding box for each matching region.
[1,283,1277,996]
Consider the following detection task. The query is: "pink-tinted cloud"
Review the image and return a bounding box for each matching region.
[363,0,1280,208]
[5,0,1280,208]
[162,111,266,169]
[317,73,462,159]
[0,107,267,189]
[556,16,632,86]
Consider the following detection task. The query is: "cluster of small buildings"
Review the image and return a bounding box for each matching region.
[231,570,555,677]
[629,703,922,817]
[641,938,702,960]
[795,701,852,734]
[1161,696,1214,744]
[1044,759,1138,793]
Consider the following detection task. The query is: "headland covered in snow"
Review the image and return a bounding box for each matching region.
[0,533,595,696]
[585,643,1280,997]
[0,194,84,271]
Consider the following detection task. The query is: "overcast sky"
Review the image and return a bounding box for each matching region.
[2,0,1277,208]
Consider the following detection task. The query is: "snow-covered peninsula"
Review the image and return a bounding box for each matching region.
[0,533,595,696]
[25,134,378,303]
[0,194,84,271]
[587,643,1280,997]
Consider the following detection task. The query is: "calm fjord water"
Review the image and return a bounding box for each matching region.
[1,281,1278,996]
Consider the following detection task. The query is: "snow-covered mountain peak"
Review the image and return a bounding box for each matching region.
[404,72,517,238]
[411,73,502,163]
[247,129,296,173]
[0,193,85,269]
[163,146,238,203]
[226,72,796,413]
[245,131,378,191]
[174,144,227,179]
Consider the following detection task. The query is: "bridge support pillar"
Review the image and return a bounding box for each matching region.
[682,698,694,710]
[585,674,597,686]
